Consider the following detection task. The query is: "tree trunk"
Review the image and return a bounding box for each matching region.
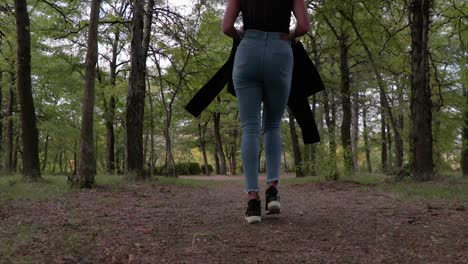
[147,81,155,177]
[288,109,304,177]
[339,33,353,176]
[0,72,3,166]
[362,98,372,173]
[410,0,433,181]
[323,85,338,180]
[73,141,78,176]
[114,142,119,174]
[230,112,239,175]
[258,139,264,173]
[214,143,220,175]
[310,40,321,177]
[4,77,14,173]
[282,145,288,173]
[198,120,210,176]
[41,133,49,173]
[303,143,311,175]
[105,27,120,175]
[154,58,177,177]
[52,153,58,174]
[105,96,116,174]
[311,95,318,176]
[462,85,468,177]
[164,118,176,176]
[126,0,146,178]
[381,111,388,173]
[13,133,19,172]
[387,121,393,172]
[229,145,235,175]
[213,112,227,175]
[71,0,101,188]
[59,151,63,174]
[351,93,359,173]
[396,86,405,169]
[143,127,149,167]
[14,0,41,181]
[142,0,155,57]
[143,0,155,176]
[95,130,99,171]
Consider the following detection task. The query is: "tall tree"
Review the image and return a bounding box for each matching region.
[463,85,468,177]
[0,71,2,166]
[104,6,125,175]
[152,44,192,176]
[310,95,318,176]
[351,93,359,172]
[198,119,210,175]
[362,96,372,173]
[213,111,227,175]
[410,0,433,181]
[126,0,146,178]
[338,31,353,176]
[288,109,304,177]
[144,0,155,176]
[4,73,14,173]
[342,8,404,173]
[323,86,338,179]
[228,112,238,175]
[41,133,49,172]
[323,14,353,176]
[71,0,101,188]
[14,0,41,181]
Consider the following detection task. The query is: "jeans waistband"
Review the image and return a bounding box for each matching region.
[242,30,289,41]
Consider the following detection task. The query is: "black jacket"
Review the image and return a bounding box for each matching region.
[185,39,325,144]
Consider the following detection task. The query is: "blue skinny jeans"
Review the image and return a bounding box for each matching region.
[232,30,293,192]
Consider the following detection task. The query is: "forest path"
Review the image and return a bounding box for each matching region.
[0,180,467,264]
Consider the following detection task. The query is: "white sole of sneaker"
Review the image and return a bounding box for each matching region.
[245,215,261,224]
[267,201,281,214]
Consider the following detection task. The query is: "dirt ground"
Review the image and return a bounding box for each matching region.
[0,178,467,264]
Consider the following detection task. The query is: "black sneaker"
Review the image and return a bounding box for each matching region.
[265,186,281,214]
[245,199,261,224]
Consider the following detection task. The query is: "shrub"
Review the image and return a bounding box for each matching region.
[174,162,202,175]
[153,163,205,176]
[199,164,214,174]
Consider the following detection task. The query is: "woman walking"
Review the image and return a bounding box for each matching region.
[222,0,310,224]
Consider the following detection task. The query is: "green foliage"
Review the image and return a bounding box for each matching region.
[200,164,214,174]
[282,173,468,200]
[0,174,127,201]
[154,176,210,187]
[175,162,202,175]
[0,0,466,179]
[0,175,69,201]
[154,162,206,176]
[384,181,468,200]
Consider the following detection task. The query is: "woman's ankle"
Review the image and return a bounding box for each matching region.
[248,191,260,200]
[267,180,278,189]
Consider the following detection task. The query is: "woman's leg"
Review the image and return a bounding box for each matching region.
[263,45,293,186]
[236,83,263,193]
[232,40,264,194]
[233,37,265,224]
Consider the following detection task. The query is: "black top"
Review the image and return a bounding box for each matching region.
[240,0,293,34]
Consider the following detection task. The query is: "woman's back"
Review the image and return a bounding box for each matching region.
[240,0,293,34]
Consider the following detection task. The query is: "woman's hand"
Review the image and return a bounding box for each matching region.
[288,31,298,43]
[291,0,310,38]
[222,0,241,39]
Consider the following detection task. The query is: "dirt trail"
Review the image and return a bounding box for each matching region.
[0,181,467,264]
